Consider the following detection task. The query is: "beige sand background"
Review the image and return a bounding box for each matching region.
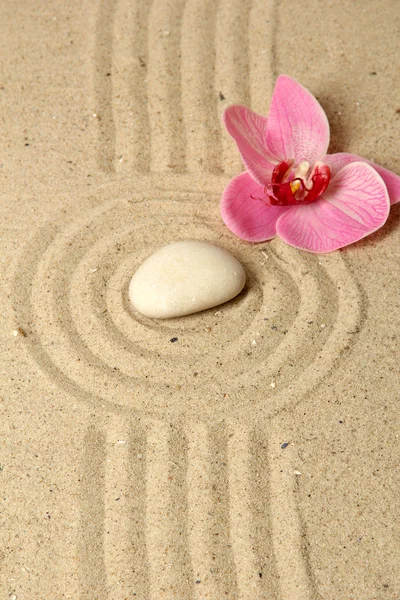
[1,0,399,598]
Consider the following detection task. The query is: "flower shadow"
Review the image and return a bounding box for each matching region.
[316,83,351,155]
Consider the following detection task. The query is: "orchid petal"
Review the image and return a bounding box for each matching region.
[223,105,275,185]
[265,75,330,165]
[221,172,290,242]
[325,152,400,205]
[276,162,390,253]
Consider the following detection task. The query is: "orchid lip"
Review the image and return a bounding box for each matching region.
[266,160,331,206]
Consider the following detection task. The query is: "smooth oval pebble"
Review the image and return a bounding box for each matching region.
[129,240,246,318]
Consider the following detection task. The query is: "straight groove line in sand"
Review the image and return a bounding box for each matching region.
[103,418,149,598]
[208,424,239,598]
[79,427,107,600]
[94,0,117,173]
[145,421,193,600]
[268,425,317,600]
[249,0,277,110]
[181,0,222,173]
[91,0,276,174]
[187,422,222,599]
[215,0,252,176]
[227,426,270,599]
[147,0,187,172]
[112,0,152,172]
[250,426,280,597]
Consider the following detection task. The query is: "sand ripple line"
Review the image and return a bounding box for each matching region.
[146,420,193,599]
[13,175,364,421]
[103,418,148,598]
[147,0,187,172]
[12,215,117,413]
[249,0,277,110]
[314,252,363,369]
[186,422,226,599]
[92,0,153,173]
[78,426,107,600]
[112,0,152,172]
[268,426,318,600]
[215,0,252,176]
[234,243,335,400]
[227,425,269,599]
[52,196,268,399]
[13,191,241,415]
[256,245,363,419]
[64,206,260,398]
[94,0,117,173]
[181,0,221,173]
[29,204,139,407]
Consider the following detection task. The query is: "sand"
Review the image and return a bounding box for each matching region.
[1,0,399,598]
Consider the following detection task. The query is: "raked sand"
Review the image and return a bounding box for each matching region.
[0,0,399,598]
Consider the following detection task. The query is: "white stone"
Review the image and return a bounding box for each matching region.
[129,240,246,319]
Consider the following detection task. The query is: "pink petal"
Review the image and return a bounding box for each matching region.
[276,162,390,253]
[265,75,330,166]
[325,152,400,205]
[221,172,290,242]
[223,105,275,186]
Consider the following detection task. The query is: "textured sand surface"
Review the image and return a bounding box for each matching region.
[1,0,399,598]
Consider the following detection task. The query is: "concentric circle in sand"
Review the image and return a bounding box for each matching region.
[14,175,362,420]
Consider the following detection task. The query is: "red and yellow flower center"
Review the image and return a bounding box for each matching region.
[266,160,331,206]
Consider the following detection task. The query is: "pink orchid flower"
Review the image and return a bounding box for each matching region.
[221,75,400,253]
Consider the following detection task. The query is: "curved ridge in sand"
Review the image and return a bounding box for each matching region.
[13,176,362,421]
